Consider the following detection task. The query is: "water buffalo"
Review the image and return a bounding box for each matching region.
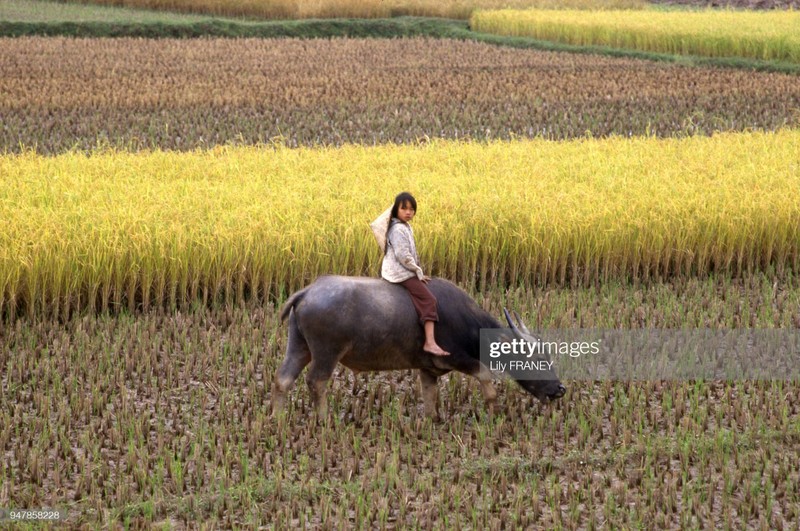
[272,276,566,419]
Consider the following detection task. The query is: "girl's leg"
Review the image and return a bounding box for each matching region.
[423,320,449,356]
[400,278,450,356]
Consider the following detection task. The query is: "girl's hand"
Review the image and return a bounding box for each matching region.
[421,275,432,283]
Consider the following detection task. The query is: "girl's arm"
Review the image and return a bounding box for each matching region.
[388,226,424,280]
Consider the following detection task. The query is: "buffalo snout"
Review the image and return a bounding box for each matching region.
[540,381,567,403]
[520,379,567,403]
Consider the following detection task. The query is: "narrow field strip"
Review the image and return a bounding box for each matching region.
[4,14,800,74]
[2,37,799,154]
[4,0,646,21]
[471,9,800,63]
[0,0,227,23]
[2,131,799,318]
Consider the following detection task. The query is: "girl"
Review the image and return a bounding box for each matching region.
[381,192,449,356]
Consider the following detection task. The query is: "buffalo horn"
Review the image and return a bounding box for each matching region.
[512,310,532,335]
[503,308,522,338]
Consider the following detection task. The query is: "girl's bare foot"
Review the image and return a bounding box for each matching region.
[424,342,450,356]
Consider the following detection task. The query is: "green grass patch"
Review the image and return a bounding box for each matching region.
[0,15,464,38]
[0,0,239,23]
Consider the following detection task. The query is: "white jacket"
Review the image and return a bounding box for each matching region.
[381,218,424,283]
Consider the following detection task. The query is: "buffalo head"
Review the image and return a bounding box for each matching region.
[502,308,567,403]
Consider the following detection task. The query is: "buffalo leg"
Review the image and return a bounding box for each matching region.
[272,314,311,416]
[304,343,349,418]
[475,364,498,417]
[351,369,362,396]
[306,362,337,417]
[418,369,440,420]
[435,357,497,415]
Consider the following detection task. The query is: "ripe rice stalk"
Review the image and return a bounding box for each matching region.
[471,9,800,63]
[1,130,799,316]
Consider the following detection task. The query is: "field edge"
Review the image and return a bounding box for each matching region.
[1,17,799,74]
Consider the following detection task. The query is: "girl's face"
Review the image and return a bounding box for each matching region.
[398,201,416,223]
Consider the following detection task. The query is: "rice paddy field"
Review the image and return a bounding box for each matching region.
[2,38,800,153]
[2,1,800,528]
[34,0,647,20]
[3,131,800,321]
[471,9,800,62]
[1,278,800,527]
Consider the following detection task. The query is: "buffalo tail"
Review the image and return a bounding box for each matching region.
[279,288,308,322]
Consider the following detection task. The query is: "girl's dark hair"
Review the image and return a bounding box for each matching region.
[390,192,417,219]
[384,192,417,254]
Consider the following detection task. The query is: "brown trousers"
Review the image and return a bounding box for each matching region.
[400,277,439,324]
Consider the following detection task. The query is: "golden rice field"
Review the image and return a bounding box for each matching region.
[3,37,800,154]
[56,0,645,20]
[471,9,800,62]
[653,0,799,7]
[2,130,799,320]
